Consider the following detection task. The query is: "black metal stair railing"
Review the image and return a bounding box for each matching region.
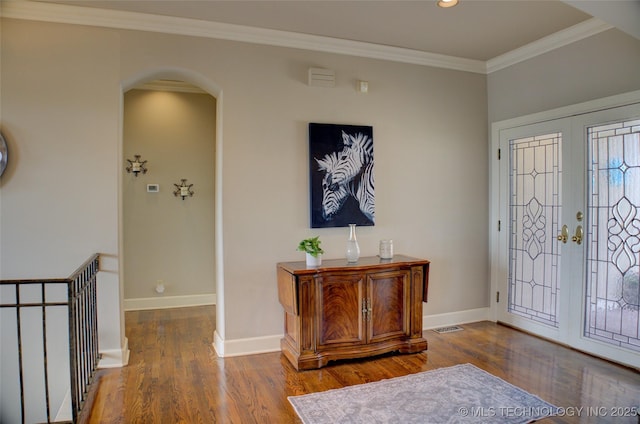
[0,253,101,424]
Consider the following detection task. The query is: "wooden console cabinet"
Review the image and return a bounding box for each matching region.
[277,255,430,370]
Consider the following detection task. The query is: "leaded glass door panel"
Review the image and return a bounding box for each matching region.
[498,119,571,341]
[509,132,562,327]
[567,105,640,367]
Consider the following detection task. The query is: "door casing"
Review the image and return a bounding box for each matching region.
[489,90,640,368]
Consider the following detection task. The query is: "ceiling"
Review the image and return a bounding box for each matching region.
[24,1,640,67]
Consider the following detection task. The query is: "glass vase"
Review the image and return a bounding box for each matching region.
[345,224,360,263]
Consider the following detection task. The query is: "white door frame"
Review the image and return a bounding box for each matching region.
[489,89,640,367]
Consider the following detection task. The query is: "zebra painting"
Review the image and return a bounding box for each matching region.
[309,123,374,228]
[316,151,350,220]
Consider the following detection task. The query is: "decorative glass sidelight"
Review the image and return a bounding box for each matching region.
[508,133,562,327]
[585,118,640,351]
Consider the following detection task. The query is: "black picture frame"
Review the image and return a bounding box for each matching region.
[309,123,375,228]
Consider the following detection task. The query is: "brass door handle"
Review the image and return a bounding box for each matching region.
[572,225,583,245]
[557,225,569,243]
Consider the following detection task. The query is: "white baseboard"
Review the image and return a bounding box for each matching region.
[98,337,130,368]
[423,307,491,330]
[213,330,225,357]
[124,293,216,311]
[213,331,281,357]
[212,308,491,358]
[54,388,72,422]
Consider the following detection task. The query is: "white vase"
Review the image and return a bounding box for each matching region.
[345,224,360,263]
[379,239,394,259]
[306,253,322,267]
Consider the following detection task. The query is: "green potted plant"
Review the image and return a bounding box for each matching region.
[297,236,325,266]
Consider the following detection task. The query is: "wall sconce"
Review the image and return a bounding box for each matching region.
[126,154,148,176]
[173,179,194,200]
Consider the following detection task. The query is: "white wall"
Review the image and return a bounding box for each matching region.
[0,17,487,353]
[0,20,122,421]
[3,5,639,418]
[0,19,123,346]
[119,29,489,340]
[4,15,638,356]
[488,29,640,123]
[123,89,216,303]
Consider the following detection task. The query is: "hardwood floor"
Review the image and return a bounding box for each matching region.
[83,306,639,423]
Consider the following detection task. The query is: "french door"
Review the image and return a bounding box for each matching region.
[494,99,640,368]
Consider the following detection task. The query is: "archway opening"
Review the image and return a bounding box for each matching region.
[119,69,225,358]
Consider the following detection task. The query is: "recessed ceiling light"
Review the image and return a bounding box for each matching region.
[437,0,459,8]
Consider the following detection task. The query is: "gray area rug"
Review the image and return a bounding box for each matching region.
[288,363,557,423]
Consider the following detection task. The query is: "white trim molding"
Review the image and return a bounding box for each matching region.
[422,307,491,330]
[213,331,281,358]
[212,309,491,358]
[55,389,72,422]
[1,1,612,75]
[486,18,612,73]
[1,0,484,74]
[98,337,130,368]
[124,293,216,311]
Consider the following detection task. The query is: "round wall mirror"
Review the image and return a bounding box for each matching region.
[0,132,7,177]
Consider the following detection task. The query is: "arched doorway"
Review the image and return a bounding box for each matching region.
[119,69,225,357]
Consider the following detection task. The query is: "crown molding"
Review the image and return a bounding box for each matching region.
[1,1,613,75]
[1,0,486,73]
[486,18,613,73]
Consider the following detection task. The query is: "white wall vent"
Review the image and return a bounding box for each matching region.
[308,68,335,87]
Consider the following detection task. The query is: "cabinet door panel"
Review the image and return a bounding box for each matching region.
[316,274,365,348]
[368,270,410,343]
